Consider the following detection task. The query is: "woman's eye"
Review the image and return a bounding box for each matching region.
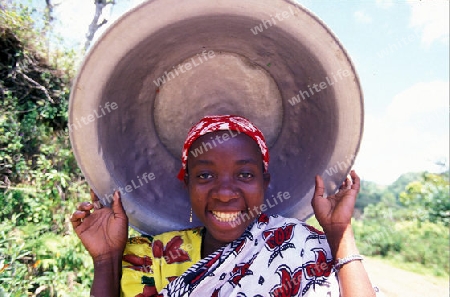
[238,172,254,179]
[197,172,213,179]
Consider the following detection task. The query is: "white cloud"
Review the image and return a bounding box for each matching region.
[409,0,449,47]
[355,81,449,184]
[354,10,373,24]
[376,0,394,9]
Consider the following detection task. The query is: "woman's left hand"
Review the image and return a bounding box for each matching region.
[311,171,376,296]
[311,170,360,235]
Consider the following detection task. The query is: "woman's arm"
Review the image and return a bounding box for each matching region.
[325,224,375,296]
[91,253,123,297]
[70,190,128,297]
[311,170,376,297]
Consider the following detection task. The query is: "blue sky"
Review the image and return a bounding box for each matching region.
[296,0,449,184]
[22,0,449,185]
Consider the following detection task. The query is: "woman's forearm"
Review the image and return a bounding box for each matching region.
[91,254,122,297]
[326,225,376,297]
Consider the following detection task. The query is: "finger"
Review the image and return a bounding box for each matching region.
[345,174,352,189]
[90,188,103,210]
[111,191,127,219]
[313,175,325,197]
[77,201,94,211]
[311,175,325,209]
[350,170,360,192]
[339,179,347,190]
[71,210,90,220]
[337,174,353,192]
[70,218,82,229]
[335,172,359,208]
[70,210,89,229]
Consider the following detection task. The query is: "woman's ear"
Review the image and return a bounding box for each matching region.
[263,172,271,190]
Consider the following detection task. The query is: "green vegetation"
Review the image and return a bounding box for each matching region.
[1,4,92,296]
[353,171,449,277]
[1,2,449,296]
[311,170,449,278]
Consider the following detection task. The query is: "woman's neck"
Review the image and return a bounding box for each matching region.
[201,229,229,258]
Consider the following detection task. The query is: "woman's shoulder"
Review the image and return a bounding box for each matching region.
[260,214,330,252]
[126,226,204,247]
[151,226,204,247]
[263,213,326,236]
[263,214,334,276]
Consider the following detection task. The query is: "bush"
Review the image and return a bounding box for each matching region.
[353,220,404,257]
[353,217,449,276]
[1,4,94,295]
[0,217,93,296]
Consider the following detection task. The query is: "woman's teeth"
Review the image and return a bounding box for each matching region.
[211,211,242,222]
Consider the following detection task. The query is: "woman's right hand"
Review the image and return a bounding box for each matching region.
[70,189,128,262]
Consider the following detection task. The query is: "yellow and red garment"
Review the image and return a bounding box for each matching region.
[121,214,339,297]
[121,227,203,297]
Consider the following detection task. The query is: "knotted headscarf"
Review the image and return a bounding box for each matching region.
[177,115,269,180]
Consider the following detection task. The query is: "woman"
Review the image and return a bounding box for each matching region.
[71,115,376,297]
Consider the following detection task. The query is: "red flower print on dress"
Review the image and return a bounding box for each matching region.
[152,236,191,264]
[257,213,270,228]
[152,240,164,258]
[304,249,333,278]
[301,249,334,294]
[228,253,257,287]
[135,284,158,297]
[263,223,296,266]
[186,251,222,285]
[233,238,246,256]
[303,224,327,242]
[270,264,303,297]
[211,288,221,297]
[123,254,153,273]
[304,224,325,235]
[167,276,178,283]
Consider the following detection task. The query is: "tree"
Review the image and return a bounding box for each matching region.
[1,5,93,295]
[399,172,450,226]
[387,172,424,201]
[355,180,384,213]
[85,0,116,50]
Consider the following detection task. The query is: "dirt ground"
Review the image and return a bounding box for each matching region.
[363,257,449,297]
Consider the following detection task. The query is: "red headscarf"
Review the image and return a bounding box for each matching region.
[177,115,269,180]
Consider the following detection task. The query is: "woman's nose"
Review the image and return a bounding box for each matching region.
[214,179,238,202]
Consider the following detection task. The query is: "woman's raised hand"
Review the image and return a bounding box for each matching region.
[70,189,128,262]
[311,170,360,235]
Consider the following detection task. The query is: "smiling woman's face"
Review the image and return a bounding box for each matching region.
[186,131,270,244]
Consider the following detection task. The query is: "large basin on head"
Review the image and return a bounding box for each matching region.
[69,0,364,235]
